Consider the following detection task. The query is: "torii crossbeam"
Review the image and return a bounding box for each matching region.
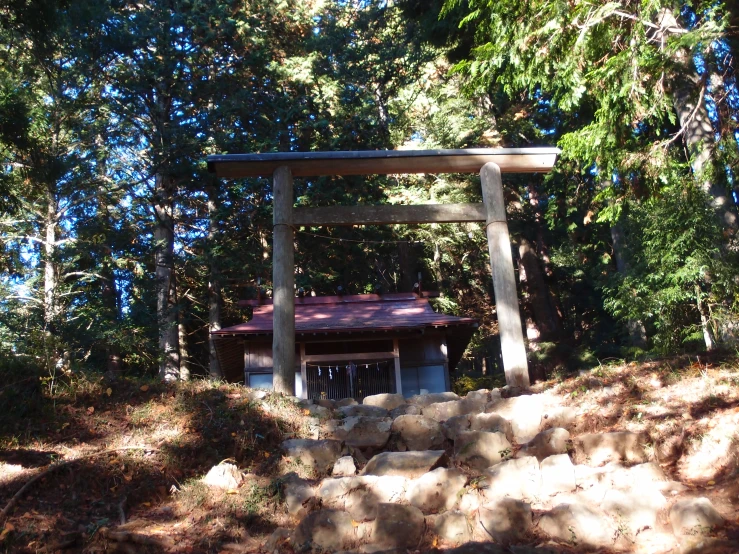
[208,148,560,392]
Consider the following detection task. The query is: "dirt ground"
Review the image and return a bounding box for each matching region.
[1,354,738,553]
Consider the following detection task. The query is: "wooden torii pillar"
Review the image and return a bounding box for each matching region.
[208,148,559,394]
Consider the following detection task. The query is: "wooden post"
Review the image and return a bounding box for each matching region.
[480,162,530,388]
[393,338,403,395]
[272,166,295,395]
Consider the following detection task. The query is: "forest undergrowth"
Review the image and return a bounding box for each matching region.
[1,354,739,553]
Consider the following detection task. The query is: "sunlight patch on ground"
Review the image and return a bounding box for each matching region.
[0,462,25,485]
[678,409,739,482]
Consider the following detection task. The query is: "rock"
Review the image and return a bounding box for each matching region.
[389,403,422,419]
[362,450,447,479]
[476,498,532,543]
[363,393,406,411]
[435,510,472,545]
[540,454,576,497]
[469,413,513,442]
[577,431,648,466]
[454,431,511,471]
[669,497,724,535]
[293,509,356,551]
[372,504,424,548]
[407,391,459,407]
[337,397,358,407]
[338,404,389,418]
[602,488,666,535]
[423,396,489,422]
[441,414,471,441]
[407,467,467,513]
[281,439,343,474]
[517,428,570,461]
[326,417,392,449]
[332,456,357,477]
[423,400,467,422]
[481,457,541,503]
[263,528,291,553]
[318,475,408,521]
[538,502,616,548]
[316,398,335,409]
[391,415,445,451]
[201,462,244,489]
[302,404,332,419]
[486,395,544,443]
[282,472,316,518]
[541,406,577,430]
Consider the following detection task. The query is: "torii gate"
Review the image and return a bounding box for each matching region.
[207,148,559,393]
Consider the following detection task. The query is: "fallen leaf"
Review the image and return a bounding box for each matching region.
[0,523,15,541]
[87,406,95,414]
[141,502,151,507]
[61,422,70,429]
[231,432,236,437]
[106,387,112,397]
[708,480,716,486]
[123,473,133,482]
[226,489,238,495]
[303,409,311,415]
[140,384,149,392]
[263,452,270,458]
[351,520,360,528]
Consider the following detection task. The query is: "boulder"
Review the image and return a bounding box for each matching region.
[435,511,472,545]
[407,391,459,407]
[281,439,343,474]
[293,509,356,552]
[454,431,511,471]
[336,397,358,407]
[362,450,447,479]
[602,488,667,535]
[363,393,406,411]
[538,502,616,548]
[542,406,577,430]
[669,497,724,535]
[540,454,576,498]
[332,456,357,477]
[338,404,389,418]
[423,400,467,422]
[325,416,392,449]
[318,475,408,521]
[390,403,422,419]
[201,463,244,489]
[476,498,532,543]
[316,398,335,409]
[391,415,445,451]
[577,431,648,466]
[407,467,467,513]
[372,504,424,548]
[486,395,545,443]
[441,414,471,441]
[481,456,541,503]
[469,413,513,443]
[517,428,570,461]
[282,472,316,518]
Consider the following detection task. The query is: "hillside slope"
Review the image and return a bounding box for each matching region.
[1,357,738,553]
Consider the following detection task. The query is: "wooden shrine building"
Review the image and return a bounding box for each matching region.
[211,292,478,400]
[207,148,559,394]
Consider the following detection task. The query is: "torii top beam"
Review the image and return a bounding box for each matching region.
[207,147,560,178]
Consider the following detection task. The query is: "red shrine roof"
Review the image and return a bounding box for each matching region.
[212,293,478,337]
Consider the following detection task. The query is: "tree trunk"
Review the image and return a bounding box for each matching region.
[610,219,647,348]
[178,314,190,380]
[154,172,180,381]
[696,285,716,351]
[517,237,560,342]
[397,241,416,292]
[655,9,739,231]
[206,183,223,379]
[43,187,58,330]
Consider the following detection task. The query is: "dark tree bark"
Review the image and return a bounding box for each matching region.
[206,183,223,379]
